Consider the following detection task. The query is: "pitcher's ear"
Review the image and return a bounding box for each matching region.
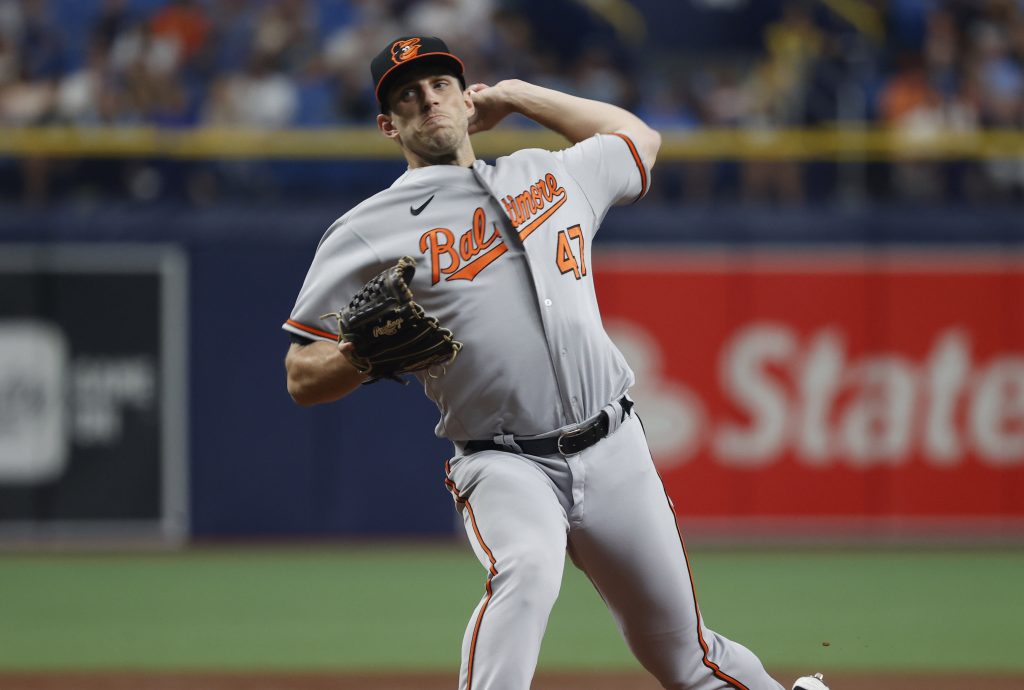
[377,113,398,139]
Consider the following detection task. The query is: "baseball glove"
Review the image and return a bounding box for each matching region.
[321,256,462,384]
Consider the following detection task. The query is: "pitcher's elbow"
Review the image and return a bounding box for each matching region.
[641,126,661,168]
[286,375,315,407]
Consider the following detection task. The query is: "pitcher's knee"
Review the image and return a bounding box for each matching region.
[493,547,563,611]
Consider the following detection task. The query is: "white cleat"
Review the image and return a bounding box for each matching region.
[792,672,830,690]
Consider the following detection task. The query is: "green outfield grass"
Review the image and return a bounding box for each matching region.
[0,545,1021,674]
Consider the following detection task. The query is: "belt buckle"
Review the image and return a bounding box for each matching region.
[556,425,589,456]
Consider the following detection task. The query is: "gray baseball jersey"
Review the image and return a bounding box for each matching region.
[285,133,785,690]
[284,133,642,441]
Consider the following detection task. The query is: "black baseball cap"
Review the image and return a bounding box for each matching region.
[371,36,466,111]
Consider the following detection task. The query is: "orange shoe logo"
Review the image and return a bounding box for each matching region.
[391,38,422,64]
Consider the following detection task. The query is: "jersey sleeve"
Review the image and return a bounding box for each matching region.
[555,132,650,215]
[282,220,380,343]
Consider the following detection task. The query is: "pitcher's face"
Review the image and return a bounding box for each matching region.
[379,71,473,164]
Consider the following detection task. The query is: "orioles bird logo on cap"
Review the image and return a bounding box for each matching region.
[391,38,422,65]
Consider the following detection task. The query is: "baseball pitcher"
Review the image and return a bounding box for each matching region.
[283,35,830,690]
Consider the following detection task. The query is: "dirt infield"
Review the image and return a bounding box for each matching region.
[2,672,1023,690]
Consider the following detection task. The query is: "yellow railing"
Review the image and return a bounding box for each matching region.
[0,126,1022,160]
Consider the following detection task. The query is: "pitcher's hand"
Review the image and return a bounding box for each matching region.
[467,80,521,135]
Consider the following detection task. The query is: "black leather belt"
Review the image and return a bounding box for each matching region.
[465,397,632,457]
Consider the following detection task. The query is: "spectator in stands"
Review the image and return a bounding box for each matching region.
[93,0,134,54]
[208,0,256,73]
[0,59,54,125]
[923,8,960,99]
[322,0,402,121]
[403,0,494,53]
[16,0,64,80]
[970,17,1022,127]
[114,21,191,125]
[150,0,211,72]
[252,0,319,74]
[324,66,372,124]
[0,0,59,126]
[967,10,1024,196]
[55,37,117,125]
[0,0,62,204]
[879,52,944,199]
[878,52,942,126]
[485,8,544,88]
[572,45,635,109]
[740,1,822,204]
[0,30,17,90]
[202,51,298,129]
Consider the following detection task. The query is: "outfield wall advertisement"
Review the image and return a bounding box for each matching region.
[0,245,188,543]
[596,249,1024,528]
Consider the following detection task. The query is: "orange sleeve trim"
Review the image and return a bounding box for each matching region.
[285,319,336,341]
[611,132,648,203]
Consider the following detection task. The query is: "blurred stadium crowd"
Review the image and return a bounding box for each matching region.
[0,0,1022,204]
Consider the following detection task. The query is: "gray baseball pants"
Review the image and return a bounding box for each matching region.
[445,412,785,690]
